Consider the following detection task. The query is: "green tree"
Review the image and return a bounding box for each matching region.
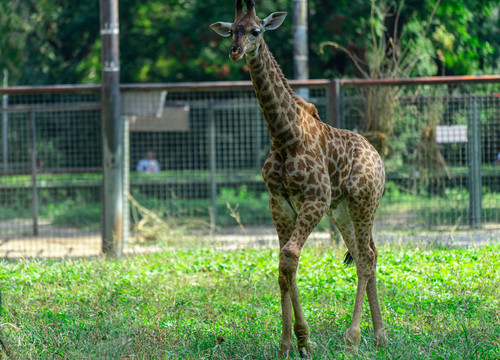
[314,0,500,78]
[0,0,99,85]
[1,0,499,85]
[119,0,294,82]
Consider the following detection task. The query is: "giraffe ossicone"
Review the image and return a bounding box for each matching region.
[211,1,387,356]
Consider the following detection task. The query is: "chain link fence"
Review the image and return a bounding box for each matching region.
[339,78,500,230]
[0,86,102,257]
[0,78,499,257]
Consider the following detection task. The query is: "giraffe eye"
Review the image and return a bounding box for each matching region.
[251,29,261,37]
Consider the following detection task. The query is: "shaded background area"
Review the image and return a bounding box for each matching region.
[0,79,499,257]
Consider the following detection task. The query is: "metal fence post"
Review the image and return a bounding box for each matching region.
[468,95,482,227]
[328,79,343,244]
[333,79,346,129]
[123,115,130,246]
[2,69,8,173]
[29,110,38,236]
[209,104,217,229]
[254,107,262,170]
[100,0,123,256]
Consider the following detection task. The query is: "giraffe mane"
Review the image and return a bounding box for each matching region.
[261,41,321,121]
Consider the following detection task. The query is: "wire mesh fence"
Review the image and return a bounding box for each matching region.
[0,78,499,257]
[0,86,102,257]
[339,79,500,230]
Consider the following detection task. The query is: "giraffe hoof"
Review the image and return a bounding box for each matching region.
[298,340,315,358]
[345,343,358,355]
[345,326,361,354]
[278,349,291,359]
[278,341,293,359]
[374,329,388,348]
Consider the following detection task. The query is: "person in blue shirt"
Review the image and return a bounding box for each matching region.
[137,150,160,173]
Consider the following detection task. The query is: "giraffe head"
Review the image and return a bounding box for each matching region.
[210,0,287,62]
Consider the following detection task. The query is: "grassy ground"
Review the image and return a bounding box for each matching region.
[0,241,499,359]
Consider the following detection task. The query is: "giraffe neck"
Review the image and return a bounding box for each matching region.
[246,41,299,147]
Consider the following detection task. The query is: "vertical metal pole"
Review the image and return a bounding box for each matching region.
[334,79,346,129]
[2,69,8,173]
[100,0,123,256]
[468,96,481,227]
[332,79,342,128]
[29,110,38,236]
[123,116,130,246]
[209,105,217,229]
[328,79,341,243]
[254,107,261,169]
[293,0,309,100]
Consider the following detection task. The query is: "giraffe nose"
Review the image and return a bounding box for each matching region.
[229,45,244,61]
[231,45,242,55]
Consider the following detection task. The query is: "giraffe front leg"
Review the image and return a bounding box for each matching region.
[279,241,314,358]
[280,201,328,358]
[278,264,294,357]
[268,195,297,357]
[278,244,312,356]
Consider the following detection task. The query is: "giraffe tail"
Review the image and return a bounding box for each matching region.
[343,251,355,267]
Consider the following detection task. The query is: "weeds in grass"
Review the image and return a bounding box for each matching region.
[127,192,212,249]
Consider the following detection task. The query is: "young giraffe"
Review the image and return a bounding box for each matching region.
[211,1,387,356]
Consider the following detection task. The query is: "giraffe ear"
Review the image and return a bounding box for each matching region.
[262,12,287,31]
[210,22,233,37]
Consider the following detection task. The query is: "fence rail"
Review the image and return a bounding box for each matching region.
[0,76,499,257]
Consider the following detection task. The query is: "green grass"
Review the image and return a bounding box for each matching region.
[1,241,499,359]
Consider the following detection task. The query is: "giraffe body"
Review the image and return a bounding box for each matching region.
[211,1,387,356]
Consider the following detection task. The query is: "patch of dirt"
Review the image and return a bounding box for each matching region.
[0,221,499,258]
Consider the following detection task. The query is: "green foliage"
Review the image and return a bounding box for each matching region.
[119,0,294,83]
[1,0,500,85]
[429,0,498,75]
[319,0,500,78]
[0,0,100,84]
[47,200,101,230]
[0,243,499,358]
[219,185,272,226]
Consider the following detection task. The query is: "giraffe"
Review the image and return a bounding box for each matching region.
[210,1,387,357]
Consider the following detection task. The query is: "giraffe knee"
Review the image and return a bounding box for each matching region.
[369,238,379,260]
[279,245,300,276]
[356,247,376,278]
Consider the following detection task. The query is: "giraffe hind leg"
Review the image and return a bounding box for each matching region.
[365,236,387,347]
[329,201,364,351]
[329,200,358,263]
[344,198,385,352]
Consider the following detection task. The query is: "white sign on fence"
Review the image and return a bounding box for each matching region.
[128,106,190,132]
[435,125,468,143]
[121,90,190,132]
